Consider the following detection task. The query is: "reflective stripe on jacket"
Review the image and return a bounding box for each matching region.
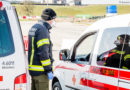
[104,45,130,69]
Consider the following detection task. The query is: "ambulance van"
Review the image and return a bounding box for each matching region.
[0,1,29,90]
[52,14,130,90]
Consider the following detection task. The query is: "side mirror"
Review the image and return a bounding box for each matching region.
[59,49,70,61]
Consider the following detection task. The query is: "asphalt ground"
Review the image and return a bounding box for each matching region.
[20,21,88,89]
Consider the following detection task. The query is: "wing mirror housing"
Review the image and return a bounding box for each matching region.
[59,49,70,61]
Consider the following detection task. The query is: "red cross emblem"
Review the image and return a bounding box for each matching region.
[72,75,76,85]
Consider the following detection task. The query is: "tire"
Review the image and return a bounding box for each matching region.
[52,81,62,90]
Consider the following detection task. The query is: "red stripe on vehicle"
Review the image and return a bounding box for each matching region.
[55,65,130,81]
[88,79,118,90]
[80,78,88,86]
[77,64,86,67]
[119,70,130,80]
[54,65,78,71]
[90,66,118,78]
[119,87,130,90]
[0,76,3,81]
[80,78,129,90]
[90,66,130,81]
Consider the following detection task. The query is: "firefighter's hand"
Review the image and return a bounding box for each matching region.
[47,72,53,80]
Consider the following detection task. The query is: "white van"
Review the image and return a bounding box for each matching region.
[52,14,130,90]
[0,1,29,90]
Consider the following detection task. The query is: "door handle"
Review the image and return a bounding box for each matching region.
[119,80,130,84]
[89,78,96,81]
[80,73,96,81]
[88,74,96,81]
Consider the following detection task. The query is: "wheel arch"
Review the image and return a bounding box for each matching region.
[52,76,59,86]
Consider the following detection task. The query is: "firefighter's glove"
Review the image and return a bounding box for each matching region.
[47,72,53,80]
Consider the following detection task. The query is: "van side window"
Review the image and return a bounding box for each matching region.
[0,10,15,57]
[97,27,130,70]
[74,33,97,65]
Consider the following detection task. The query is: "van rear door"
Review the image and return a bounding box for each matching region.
[0,2,28,90]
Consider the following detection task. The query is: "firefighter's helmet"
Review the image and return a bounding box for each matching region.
[117,34,129,43]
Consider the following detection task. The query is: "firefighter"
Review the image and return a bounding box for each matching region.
[104,34,130,69]
[28,8,56,90]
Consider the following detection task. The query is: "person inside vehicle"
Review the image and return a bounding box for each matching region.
[100,34,130,69]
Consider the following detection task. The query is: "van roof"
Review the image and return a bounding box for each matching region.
[83,14,130,34]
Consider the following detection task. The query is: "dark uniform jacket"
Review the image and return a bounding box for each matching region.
[28,20,54,76]
[103,44,130,69]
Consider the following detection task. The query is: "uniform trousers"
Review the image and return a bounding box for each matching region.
[31,74,49,90]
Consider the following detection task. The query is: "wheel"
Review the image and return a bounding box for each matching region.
[52,81,62,90]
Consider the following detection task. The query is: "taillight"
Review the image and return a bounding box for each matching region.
[14,74,27,90]
[0,2,3,8]
[0,76,3,82]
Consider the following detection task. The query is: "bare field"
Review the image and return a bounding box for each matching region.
[15,5,130,16]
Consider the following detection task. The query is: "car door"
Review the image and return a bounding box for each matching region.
[89,27,129,90]
[118,27,130,90]
[64,32,97,90]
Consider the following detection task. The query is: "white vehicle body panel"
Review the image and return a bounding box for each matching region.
[53,14,130,90]
[0,1,29,90]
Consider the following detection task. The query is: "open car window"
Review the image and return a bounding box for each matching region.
[97,27,130,70]
[74,32,97,65]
